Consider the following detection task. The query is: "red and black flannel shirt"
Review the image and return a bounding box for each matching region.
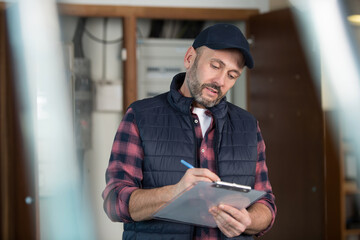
[103,107,276,240]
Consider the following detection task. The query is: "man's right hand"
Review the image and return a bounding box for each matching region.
[129,167,220,221]
[172,168,221,197]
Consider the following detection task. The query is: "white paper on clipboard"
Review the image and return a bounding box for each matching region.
[152,181,266,228]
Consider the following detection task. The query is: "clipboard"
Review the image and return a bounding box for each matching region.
[152,181,266,228]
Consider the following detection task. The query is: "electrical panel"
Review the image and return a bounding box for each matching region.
[137,38,193,100]
[73,58,92,149]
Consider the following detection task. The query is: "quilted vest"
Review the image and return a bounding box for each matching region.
[123,73,257,240]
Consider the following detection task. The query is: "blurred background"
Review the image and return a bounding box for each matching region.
[1,0,360,239]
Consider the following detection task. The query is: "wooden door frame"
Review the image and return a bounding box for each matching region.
[0,3,9,239]
[248,8,325,239]
[57,4,260,110]
[1,3,38,239]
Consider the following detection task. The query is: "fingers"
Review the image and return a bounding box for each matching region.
[187,168,221,182]
[209,205,251,238]
[173,168,220,197]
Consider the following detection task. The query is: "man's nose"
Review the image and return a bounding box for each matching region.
[213,72,226,87]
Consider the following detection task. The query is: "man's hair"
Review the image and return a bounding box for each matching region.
[195,46,204,58]
[193,46,205,66]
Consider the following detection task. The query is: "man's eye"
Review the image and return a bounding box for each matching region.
[228,74,238,80]
[211,64,220,69]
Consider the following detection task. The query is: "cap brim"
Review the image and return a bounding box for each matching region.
[204,43,254,69]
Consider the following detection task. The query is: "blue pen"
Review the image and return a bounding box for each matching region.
[181,159,194,169]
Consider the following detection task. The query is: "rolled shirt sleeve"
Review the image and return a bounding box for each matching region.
[102,108,143,222]
[253,122,277,236]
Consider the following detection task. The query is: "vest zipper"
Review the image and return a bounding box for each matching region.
[188,105,199,168]
[214,119,220,175]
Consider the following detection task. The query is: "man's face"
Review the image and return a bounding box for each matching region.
[184,47,244,108]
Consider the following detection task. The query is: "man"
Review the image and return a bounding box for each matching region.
[103,23,276,240]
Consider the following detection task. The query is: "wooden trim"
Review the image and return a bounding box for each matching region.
[122,15,137,110]
[0,6,38,239]
[58,4,259,20]
[324,111,344,240]
[0,7,9,240]
[0,2,6,11]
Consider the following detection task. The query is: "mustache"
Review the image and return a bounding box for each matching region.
[202,83,221,94]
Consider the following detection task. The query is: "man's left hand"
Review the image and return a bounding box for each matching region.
[209,204,251,238]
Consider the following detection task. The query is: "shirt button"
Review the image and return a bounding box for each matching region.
[194,119,199,124]
[201,149,205,153]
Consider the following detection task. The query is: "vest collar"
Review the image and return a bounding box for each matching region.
[167,72,228,119]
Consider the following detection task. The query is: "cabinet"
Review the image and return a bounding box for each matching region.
[326,111,360,240]
[137,38,192,99]
[249,9,325,240]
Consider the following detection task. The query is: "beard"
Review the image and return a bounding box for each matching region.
[186,58,224,108]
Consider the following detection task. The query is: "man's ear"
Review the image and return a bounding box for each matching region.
[184,46,196,69]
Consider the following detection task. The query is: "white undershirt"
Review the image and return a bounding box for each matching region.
[192,107,212,138]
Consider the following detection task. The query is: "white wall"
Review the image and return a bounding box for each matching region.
[85,112,123,240]
[61,16,126,240]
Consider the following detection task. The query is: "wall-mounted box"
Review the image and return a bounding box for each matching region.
[137,38,192,100]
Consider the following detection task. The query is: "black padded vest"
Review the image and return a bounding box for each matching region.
[123,73,257,240]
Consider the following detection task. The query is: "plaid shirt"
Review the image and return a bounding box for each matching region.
[103,107,276,239]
